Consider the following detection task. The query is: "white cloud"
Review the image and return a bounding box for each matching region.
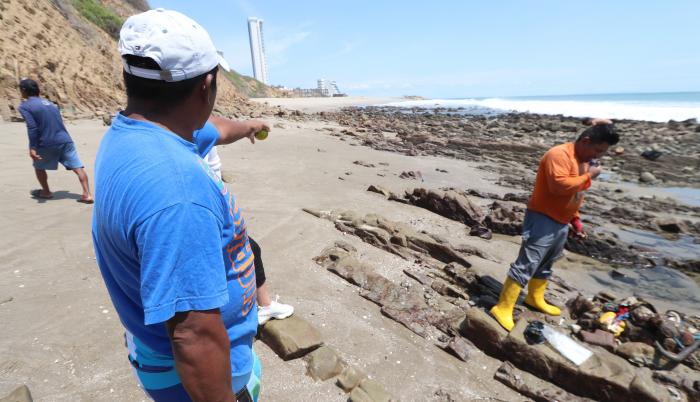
[265,29,311,67]
[344,80,414,91]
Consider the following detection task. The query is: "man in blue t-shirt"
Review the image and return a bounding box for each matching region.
[92,9,269,402]
[18,78,93,203]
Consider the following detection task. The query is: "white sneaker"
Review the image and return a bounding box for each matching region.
[258,296,294,325]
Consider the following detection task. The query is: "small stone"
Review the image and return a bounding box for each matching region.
[0,385,33,402]
[612,146,624,155]
[579,329,615,349]
[260,315,323,360]
[305,345,344,381]
[639,172,656,183]
[336,365,365,392]
[445,336,476,361]
[221,170,235,183]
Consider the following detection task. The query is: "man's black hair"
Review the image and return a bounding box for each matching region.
[577,124,619,145]
[122,55,218,107]
[19,79,40,96]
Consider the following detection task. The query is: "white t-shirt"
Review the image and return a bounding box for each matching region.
[203,145,222,179]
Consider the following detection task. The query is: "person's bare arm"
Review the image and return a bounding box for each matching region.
[209,115,269,145]
[166,309,236,402]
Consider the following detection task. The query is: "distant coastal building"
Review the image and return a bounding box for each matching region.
[317,79,341,97]
[291,79,345,97]
[247,17,268,84]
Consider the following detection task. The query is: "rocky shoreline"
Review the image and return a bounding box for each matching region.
[321,107,700,186]
[306,107,700,283]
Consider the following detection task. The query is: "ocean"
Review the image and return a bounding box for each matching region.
[383,91,700,123]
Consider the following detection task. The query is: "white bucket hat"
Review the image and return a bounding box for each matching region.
[119,8,230,82]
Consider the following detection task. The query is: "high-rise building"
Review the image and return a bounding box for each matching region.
[317,79,341,96]
[247,17,268,84]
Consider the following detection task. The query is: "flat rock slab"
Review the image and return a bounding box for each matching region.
[460,309,669,402]
[0,385,32,402]
[260,315,323,360]
[305,345,344,381]
[494,361,595,402]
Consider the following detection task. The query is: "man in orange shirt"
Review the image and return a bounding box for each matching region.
[491,122,619,331]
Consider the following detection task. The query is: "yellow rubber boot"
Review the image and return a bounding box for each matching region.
[524,279,561,316]
[490,277,522,331]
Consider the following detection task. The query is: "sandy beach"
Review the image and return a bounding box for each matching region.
[1,97,698,401]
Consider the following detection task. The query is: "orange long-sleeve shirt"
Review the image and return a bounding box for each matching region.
[528,142,591,224]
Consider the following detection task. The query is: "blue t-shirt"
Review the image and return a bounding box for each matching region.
[92,113,258,376]
[18,97,73,148]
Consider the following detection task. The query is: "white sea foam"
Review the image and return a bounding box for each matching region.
[383,97,700,123]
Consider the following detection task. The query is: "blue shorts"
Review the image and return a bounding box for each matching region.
[125,331,261,402]
[33,143,83,170]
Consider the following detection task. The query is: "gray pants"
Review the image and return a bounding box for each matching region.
[508,210,569,288]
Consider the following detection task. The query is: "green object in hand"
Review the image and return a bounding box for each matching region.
[254,129,268,140]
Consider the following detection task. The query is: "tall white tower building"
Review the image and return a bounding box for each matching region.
[247,17,268,84]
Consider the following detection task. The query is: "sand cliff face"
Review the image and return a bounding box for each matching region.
[0,0,275,121]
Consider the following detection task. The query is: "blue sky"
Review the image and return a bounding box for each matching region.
[149,1,700,98]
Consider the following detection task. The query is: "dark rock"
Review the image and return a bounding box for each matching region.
[405,188,485,227]
[260,315,323,360]
[431,279,467,299]
[566,295,596,319]
[398,170,423,181]
[502,192,529,203]
[655,218,687,233]
[469,225,492,240]
[641,150,662,161]
[484,202,524,236]
[579,329,615,350]
[353,160,376,168]
[305,345,344,381]
[442,263,480,292]
[445,336,477,361]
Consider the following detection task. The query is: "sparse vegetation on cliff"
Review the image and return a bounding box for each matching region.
[72,0,122,38]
